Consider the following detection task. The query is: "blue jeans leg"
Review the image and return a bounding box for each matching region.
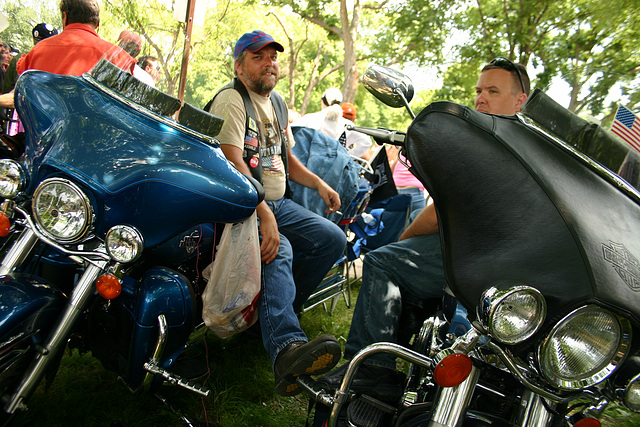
[397,187,426,217]
[259,229,308,368]
[344,233,444,370]
[269,198,347,312]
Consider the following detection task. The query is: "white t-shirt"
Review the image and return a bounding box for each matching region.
[210,88,295,201]
[292,105,372,157]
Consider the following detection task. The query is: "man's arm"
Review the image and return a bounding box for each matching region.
[287,149,341,214]
[219,144,280,264]
[399,203,439,241]
[0,92,14,109]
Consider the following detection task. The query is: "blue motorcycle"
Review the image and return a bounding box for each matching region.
[0,59,263,421]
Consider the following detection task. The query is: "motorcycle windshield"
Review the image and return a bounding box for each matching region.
[406,101,640,327]
[15,69,260,247]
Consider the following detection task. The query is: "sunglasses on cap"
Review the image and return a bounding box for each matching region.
[489,57,526,94]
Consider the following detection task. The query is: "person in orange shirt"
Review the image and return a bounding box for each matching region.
[17,0,135,76]
[0,0,135,109]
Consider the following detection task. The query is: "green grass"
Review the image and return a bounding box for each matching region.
[8,281,640,426]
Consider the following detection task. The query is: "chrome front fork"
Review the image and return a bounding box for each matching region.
[3,260,107,414]
[0,227,38,276]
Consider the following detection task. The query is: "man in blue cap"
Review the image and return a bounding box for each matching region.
[207,31,347,396]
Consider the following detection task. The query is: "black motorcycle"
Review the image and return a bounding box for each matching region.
[299,64,640,427]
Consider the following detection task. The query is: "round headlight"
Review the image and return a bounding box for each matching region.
[0,159,25,199]
[105,225,144,263]
[32,178,93,243]
[539,305,631,390]
[477,285,546,344]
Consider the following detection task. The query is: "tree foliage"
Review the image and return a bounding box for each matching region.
[0,0,638,129]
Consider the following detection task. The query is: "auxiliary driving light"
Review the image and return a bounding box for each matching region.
[433,350,473,387]
[624,374,640,412]
[0,159,25,199]
[477,284,546,345]
[105,225,144,263]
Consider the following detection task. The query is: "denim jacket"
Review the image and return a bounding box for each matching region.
[290,126,360,224]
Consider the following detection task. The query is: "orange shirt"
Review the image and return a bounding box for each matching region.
[17,23,135,76]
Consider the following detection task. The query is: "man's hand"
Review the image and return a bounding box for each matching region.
[317,181,341,215]
[257,203,280,264]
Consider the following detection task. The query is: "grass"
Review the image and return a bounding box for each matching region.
[8,279,640,427]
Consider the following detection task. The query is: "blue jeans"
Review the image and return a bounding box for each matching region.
[345,233,444,370]
[397,187,426,216]
[259,197,347,366]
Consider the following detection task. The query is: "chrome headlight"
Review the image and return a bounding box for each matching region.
[539,305,631,390]
[0,159,25,199]
[477,285,546,344]
[105,225,144,263]
[32,178,93,243]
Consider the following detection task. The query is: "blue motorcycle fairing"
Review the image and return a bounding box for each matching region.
[14,70,259,248]
[0,273,65,347]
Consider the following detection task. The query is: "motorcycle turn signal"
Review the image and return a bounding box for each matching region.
[0,212,10,237]
[96,273,122,299]
[432,351,473,387]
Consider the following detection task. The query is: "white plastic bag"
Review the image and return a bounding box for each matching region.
[202,212,261,338]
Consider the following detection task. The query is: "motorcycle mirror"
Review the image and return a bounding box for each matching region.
[362,64,415,119]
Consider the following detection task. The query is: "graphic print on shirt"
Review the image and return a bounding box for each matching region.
[257,118,283,178]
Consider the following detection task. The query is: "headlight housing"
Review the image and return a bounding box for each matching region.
[105,225,144,263]
[477,284,546,344]
[0,159,25,199]
[539,305,631,390]
[32,178,93,243]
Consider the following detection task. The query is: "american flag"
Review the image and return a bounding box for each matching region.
[611,105,640,153]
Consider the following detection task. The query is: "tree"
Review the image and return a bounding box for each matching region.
[0,0,61,55]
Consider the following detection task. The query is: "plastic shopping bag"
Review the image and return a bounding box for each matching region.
[202,212,261,339]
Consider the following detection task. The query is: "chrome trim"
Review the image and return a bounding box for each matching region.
[429,366,480,426]
[142,314,168,392]
[515,389,556,427]
[0,226,39,276]
[517,113,640,205]
[14,206,109,262]
[82,73,219,146]
[328,343,433,427]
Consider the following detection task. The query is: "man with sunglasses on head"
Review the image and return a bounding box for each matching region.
[316,57,531,404]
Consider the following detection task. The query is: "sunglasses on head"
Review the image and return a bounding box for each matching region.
[489,57,526,94]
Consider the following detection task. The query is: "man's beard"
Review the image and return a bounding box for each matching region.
[246,69,278,96]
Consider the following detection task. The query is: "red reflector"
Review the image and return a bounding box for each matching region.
[0,213,10,237]
[433,353,473,387]
[96,274,122,300]
[574,418,601,427]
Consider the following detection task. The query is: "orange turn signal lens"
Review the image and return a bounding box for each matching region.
[433,353,473,387]
[0,212,10,237]
[574,418,601,427]
[96,273,122,299]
